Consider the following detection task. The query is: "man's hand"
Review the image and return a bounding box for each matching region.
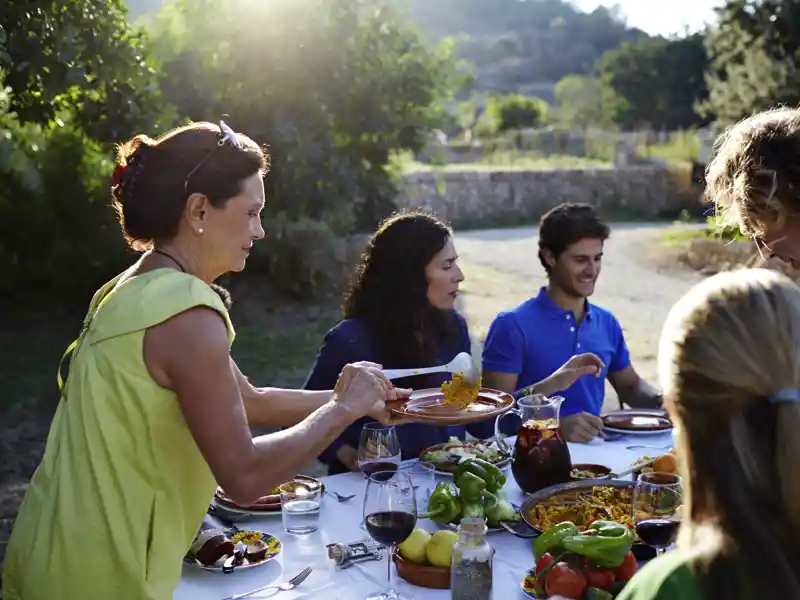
[561,412,604,444]
[549,353,604,393]
[335,444,360,471]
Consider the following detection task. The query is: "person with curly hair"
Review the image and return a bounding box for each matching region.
[305,211,603,474]
[707,106,800,267]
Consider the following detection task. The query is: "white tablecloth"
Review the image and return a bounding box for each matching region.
[174,431,674,600]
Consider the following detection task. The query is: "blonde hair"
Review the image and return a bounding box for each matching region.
[658,268,800,598]
[706,107,800,237]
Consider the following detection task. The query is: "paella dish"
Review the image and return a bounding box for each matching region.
[440,373,483,409]
[524,484,634,532]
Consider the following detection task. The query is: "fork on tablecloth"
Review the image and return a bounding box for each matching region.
[221,567,313,599]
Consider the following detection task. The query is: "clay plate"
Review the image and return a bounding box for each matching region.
[602,409,672,433]
[418,441,510,474]
[390,388,514,425]
[393,553,450,589]
[214,475,324,513]
[570,463,612,480]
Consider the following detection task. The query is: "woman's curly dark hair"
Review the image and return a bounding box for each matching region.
[343,211,459,373]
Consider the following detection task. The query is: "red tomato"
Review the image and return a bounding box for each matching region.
[613,551,638,582]
[536,552,556,575]
[545,562,588,599]
[584,565,615,589]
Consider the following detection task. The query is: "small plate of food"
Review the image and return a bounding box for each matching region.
[212,475,324,518]
[390,375,514,426]
[184,529,282,573]
[419,437,510,475]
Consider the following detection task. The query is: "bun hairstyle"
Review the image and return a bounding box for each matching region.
[111,121,269,251]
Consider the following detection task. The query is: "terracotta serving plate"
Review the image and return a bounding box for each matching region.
[214,475,324,513]
[602,409,673,433]
[390,388,514,425]
[418,441,510,474]
[393,553,450,589]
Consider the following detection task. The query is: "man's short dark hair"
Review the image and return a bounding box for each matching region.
[538,203,610,273]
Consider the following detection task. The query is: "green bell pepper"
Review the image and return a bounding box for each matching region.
[421,482,461,524]
[533,521,580,558]
[460,496,485,520]
[562,520,635,569]
[463,457,506,492]
[455,471,497,508]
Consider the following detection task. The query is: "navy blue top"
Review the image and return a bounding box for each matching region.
[305,312,510,474]
[482,287,631,418]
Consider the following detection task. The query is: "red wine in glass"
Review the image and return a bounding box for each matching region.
[365,510,416,546]
[360,461,399,479]
[636,518,680,549]
[363,471,417,600]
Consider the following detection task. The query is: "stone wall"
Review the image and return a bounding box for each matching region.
[395,167,693,228]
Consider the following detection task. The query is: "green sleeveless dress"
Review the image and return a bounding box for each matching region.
[2,269,234,600]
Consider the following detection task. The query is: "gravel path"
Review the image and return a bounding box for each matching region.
[454,222,706,408]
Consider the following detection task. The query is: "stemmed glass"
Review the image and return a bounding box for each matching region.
[357,422,402,529]
[358,422,402,477]
[633,472,682,557]
[363,470,417,600]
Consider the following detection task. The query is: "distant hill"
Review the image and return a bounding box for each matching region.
[125,0,645,98]
[398,0,646,97]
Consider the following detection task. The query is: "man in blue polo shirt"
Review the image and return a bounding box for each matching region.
[482,203,662,443]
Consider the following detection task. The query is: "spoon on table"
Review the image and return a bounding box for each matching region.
[601,457,657,480]
[381,352,480,384]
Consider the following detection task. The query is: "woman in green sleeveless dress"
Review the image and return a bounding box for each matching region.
[617,268,800,600]
[2,121,410,600]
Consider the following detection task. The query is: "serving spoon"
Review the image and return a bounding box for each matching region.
[381,352,480,384]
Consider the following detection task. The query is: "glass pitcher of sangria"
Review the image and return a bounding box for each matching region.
[494,394,572,494]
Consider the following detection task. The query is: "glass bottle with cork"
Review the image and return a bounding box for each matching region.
[450,517,494,600]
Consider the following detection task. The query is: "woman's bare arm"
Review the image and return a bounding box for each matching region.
[231,361,335,428]
[145,307,378,504]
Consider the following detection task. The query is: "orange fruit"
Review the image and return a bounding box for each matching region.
[653,453,677,474]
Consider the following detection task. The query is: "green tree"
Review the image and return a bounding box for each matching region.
[597,34,710,130]
[148,0,460,294]
[1,0,172,142]
[552,75,609,127]
[701,0,800,127]
[491,93,547,132]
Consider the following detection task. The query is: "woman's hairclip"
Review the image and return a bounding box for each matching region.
[218,119,243,149]
[769,388,800,404]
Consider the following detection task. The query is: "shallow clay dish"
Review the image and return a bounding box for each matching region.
[570,463,612,480]
[214,475,324,513]
[390,388,513,426]
[602,409,673,434]
[393,553,450,589]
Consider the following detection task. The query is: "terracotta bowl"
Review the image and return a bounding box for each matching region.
[393,553,450,589]
[570,463,612,480]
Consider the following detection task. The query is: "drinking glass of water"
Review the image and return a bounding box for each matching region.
[280,481,322,535]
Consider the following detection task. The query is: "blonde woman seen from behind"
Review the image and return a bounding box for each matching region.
[618,268,800,600]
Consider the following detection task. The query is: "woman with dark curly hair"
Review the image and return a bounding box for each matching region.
[306,211,603,474]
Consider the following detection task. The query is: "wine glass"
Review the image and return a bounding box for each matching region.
[357,422,402,529]
[358,422,402,477]
[363,470,417,600]
[633,472,682,557]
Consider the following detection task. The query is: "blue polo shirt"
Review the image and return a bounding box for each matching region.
[482,287,631,417]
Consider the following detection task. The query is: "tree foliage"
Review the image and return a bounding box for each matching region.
[552,75,610,128]
[596,34,710,130]
[1,0,172,141]
[702,0,800,128]
[149,0,460,233]
[490,93,547,132]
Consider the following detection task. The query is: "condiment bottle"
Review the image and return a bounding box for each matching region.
[451,517,494,600]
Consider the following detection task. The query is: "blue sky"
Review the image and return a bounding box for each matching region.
[573,0,723,37]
